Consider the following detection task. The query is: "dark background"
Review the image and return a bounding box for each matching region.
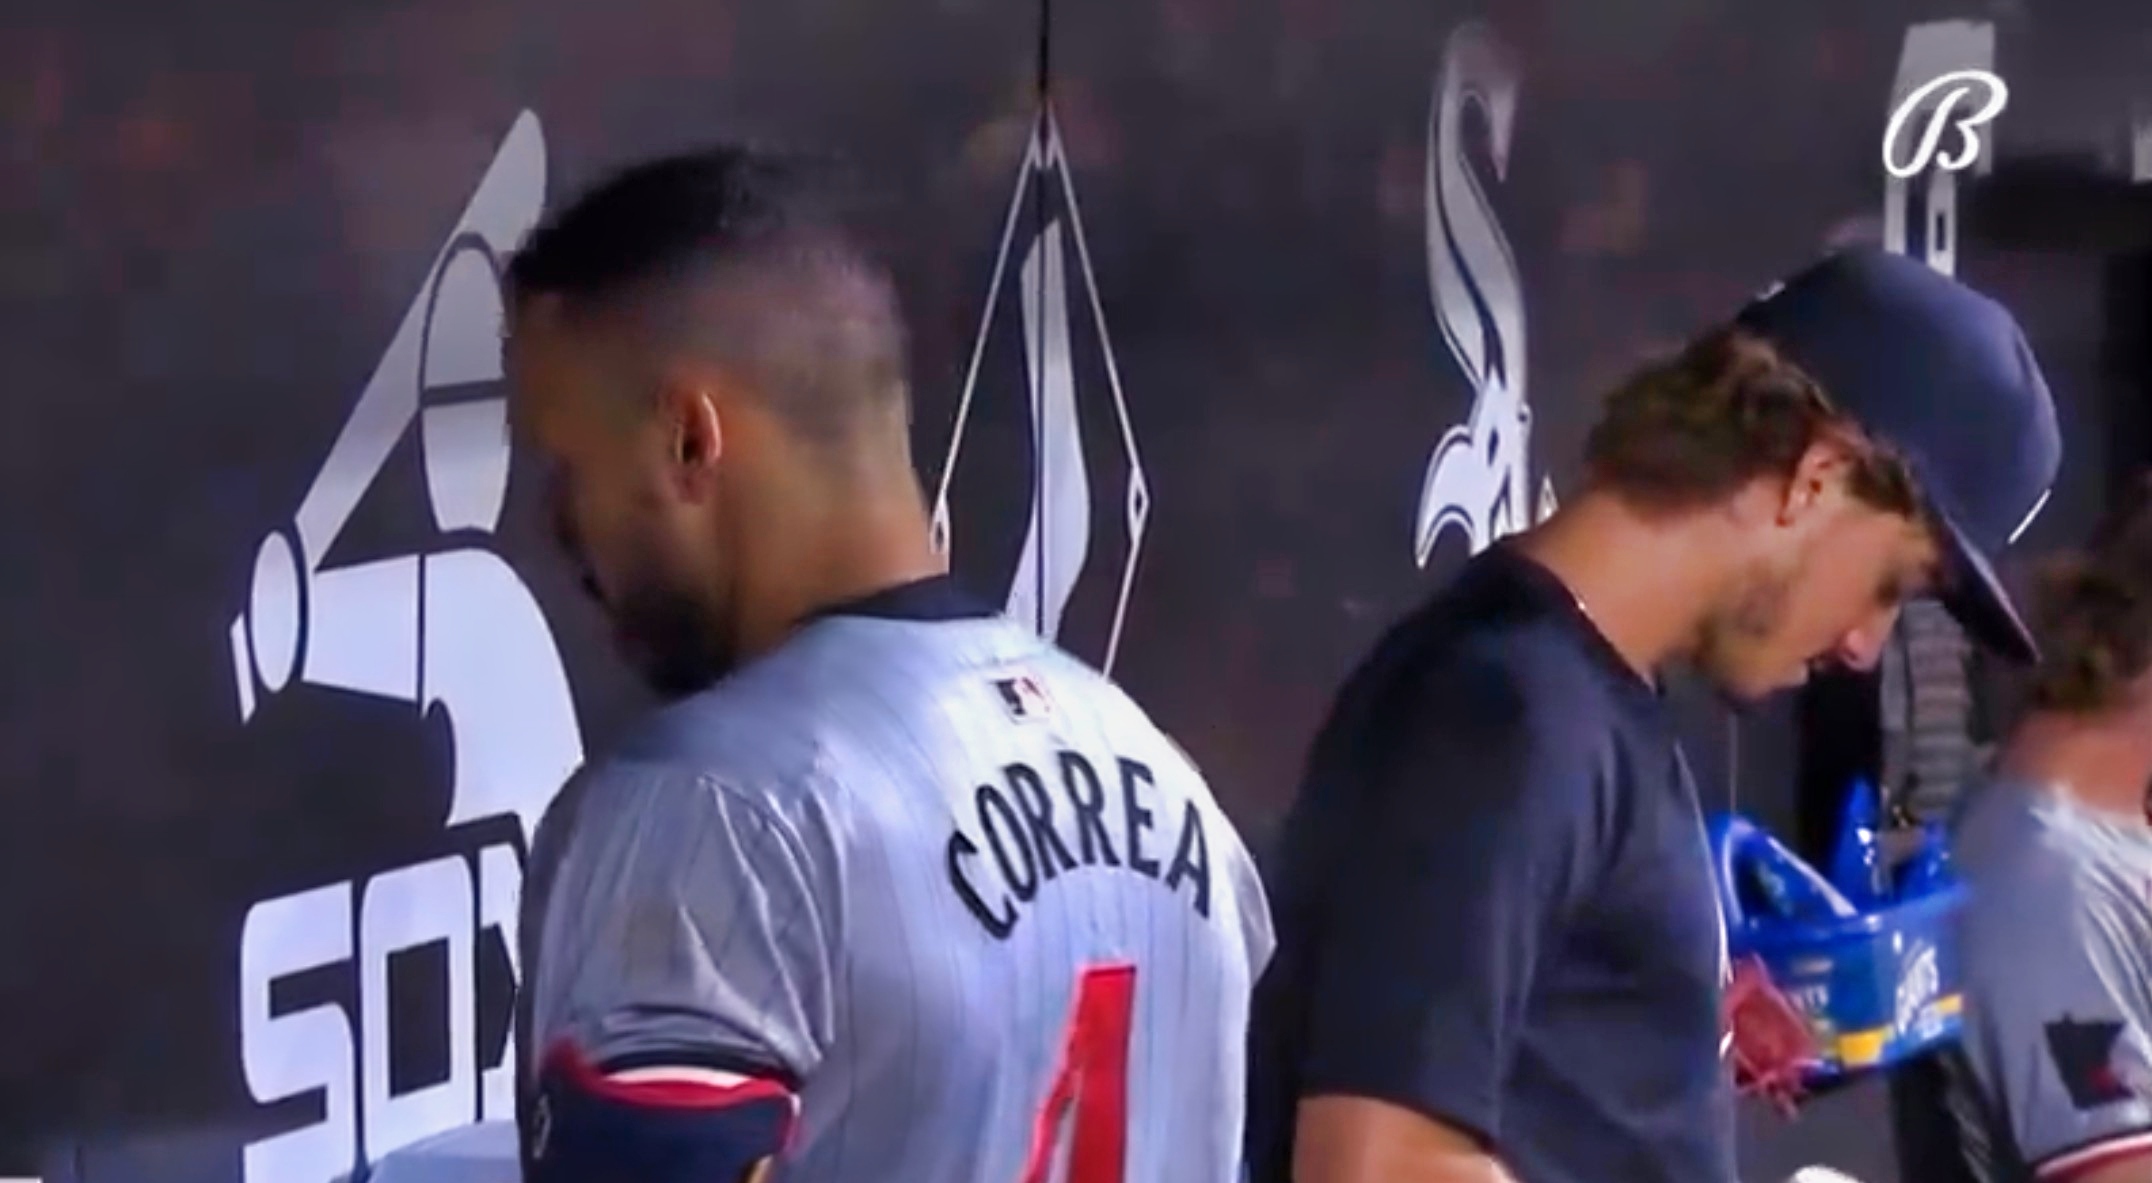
[5,0,2152,1180]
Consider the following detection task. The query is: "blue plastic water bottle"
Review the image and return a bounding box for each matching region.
[1714,813,1858,924]
[1829,778,1888,908]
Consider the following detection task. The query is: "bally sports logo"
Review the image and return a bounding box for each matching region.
[225,113,580,1183]
[1882,69,2008,180]
[1883,21,2002,279]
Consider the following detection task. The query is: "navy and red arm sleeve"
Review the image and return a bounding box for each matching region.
[526,1043,801,1183]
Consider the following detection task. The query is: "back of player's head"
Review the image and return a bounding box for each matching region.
[507,145,910,450]
[2026,474,2152,714]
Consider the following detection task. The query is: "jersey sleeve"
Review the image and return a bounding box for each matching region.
[1297,657,1606,1148]
[541,767,838,1085]
[1959,864,2152,1180]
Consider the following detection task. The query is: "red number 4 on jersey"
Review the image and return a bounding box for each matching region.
[1022,964,1138,1183]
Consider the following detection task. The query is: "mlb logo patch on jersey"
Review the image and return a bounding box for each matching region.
[992,674,1054,722]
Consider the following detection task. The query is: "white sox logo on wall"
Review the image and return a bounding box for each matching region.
[226,112,580,1182]
[1417,21,1552,568]
[930,108,1149,673]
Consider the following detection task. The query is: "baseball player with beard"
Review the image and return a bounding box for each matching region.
[1247,248,2060,1183]
[491,147,1273,1183]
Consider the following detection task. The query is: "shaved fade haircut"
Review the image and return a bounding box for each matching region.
[507,146,910,447]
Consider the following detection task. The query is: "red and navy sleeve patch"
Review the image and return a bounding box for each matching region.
[525,1043,800,1183]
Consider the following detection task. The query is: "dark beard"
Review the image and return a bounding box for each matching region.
[611,577,735,700]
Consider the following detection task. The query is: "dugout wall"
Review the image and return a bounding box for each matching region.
[3,1,2148,1180]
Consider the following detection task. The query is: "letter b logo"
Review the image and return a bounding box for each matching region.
[1884,69,2010,179]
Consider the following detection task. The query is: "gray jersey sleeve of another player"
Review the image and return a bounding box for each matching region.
[1959,864,2152,1175]
[549,768,837,1085]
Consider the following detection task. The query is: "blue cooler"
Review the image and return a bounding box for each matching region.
[1709,812,1966,1081]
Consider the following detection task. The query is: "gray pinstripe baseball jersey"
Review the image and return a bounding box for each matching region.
[517,579,1274,1182]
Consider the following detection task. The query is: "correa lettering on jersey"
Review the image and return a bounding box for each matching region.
[945,751,1212,939]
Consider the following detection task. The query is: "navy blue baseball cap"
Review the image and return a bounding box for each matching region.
[1734,246,2061,663]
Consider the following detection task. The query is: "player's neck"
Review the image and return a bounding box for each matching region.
[1514,490,1731,680]
[730,472,945,666]
[2000,710,2152,824]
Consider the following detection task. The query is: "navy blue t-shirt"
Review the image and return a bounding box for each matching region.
[1245,545,1735,1183]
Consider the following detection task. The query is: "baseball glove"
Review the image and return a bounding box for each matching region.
[1724,953,1824,1116]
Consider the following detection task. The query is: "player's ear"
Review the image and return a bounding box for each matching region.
[1764,436,1852,528]
[656,377,726,496]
